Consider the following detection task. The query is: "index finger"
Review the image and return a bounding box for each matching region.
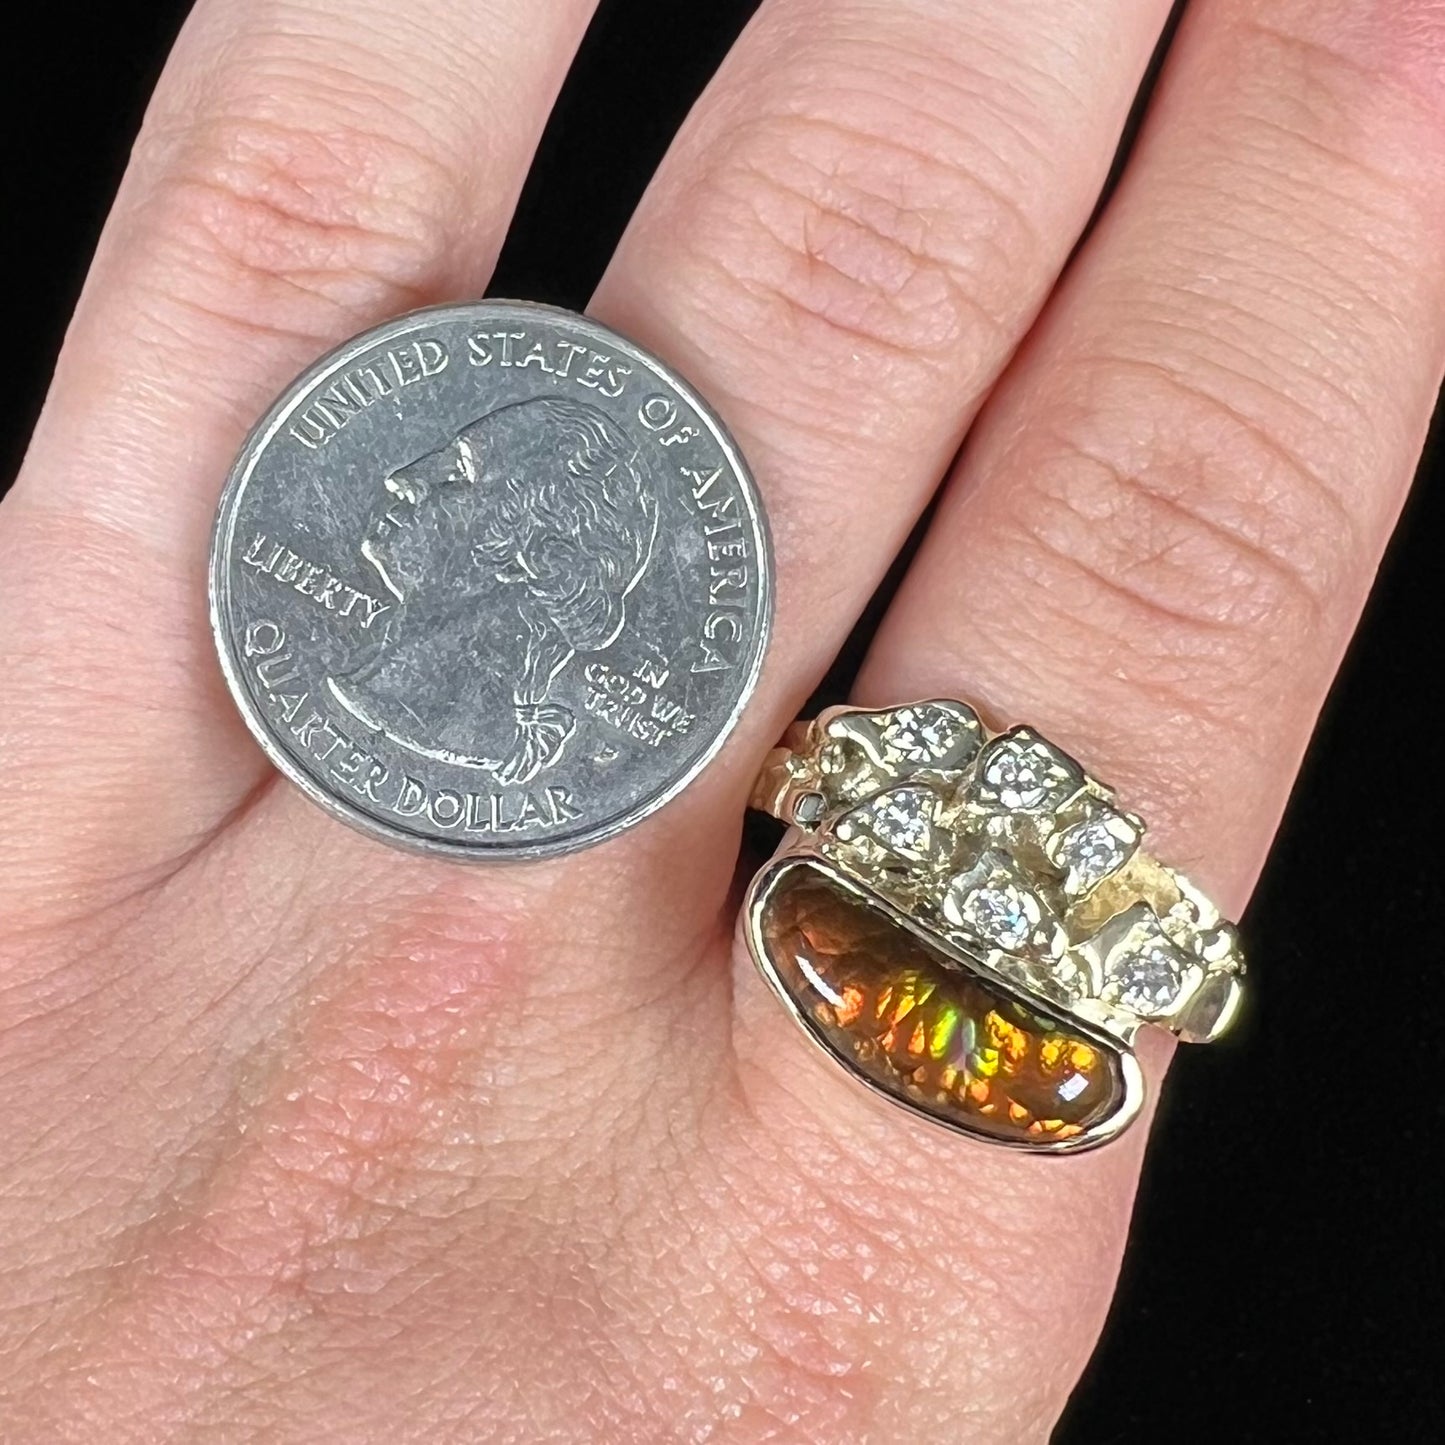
[0,0,599,923]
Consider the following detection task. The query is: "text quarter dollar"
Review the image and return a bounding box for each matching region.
[211,301,772,859]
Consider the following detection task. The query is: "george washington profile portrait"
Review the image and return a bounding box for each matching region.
[327,395,659,785]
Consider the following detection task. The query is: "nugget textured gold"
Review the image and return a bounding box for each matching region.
[744,700,1245,1152]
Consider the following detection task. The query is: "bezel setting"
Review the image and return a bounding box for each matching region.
[745,699,1246,1152]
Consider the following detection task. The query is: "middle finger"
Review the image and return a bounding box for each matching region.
[594,0,1178,780]
[266,0,1181,932]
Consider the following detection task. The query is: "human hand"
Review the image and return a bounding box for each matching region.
[3,0,1442,1438]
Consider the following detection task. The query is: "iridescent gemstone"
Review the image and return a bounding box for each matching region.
[753,861,1128,1144]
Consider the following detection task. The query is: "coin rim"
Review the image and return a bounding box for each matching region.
[209,299,773,861]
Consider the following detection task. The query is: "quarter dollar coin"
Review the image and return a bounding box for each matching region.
[210,301,772,859]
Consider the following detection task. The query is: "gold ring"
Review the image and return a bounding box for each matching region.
[743,700,1245,1153]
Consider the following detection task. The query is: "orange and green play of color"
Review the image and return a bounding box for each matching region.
[757,862,1126,1144]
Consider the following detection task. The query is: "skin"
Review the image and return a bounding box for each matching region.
[1,0,1442,1437]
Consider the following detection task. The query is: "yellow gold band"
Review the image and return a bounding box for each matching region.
[743,699,1245,1151]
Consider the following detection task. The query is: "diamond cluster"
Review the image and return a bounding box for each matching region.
[789,702,1243,1038]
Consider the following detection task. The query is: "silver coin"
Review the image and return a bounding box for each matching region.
[210,301,772,859]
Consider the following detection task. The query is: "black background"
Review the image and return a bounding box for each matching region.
[2,1,1441,1438]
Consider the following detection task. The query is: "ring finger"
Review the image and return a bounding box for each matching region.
[732,0,1445,1426]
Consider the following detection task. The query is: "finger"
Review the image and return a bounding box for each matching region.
[592,0,1175,772]
[3,0,1190,1348]
[0,0,597,920]
[256,0,1179,931]
[865,0,1445,909]
[735,0,1445,1429]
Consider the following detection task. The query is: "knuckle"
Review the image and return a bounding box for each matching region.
[1011,358,1350,634]
[702,1098,1124,1434]
[982,355,1356,733]
[1242,5,1445,130]
[128,81,459,348]
[664,63,1046,382]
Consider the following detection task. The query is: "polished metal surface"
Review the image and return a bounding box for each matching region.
[745,699,1245,1151]
[212,301,772,858]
